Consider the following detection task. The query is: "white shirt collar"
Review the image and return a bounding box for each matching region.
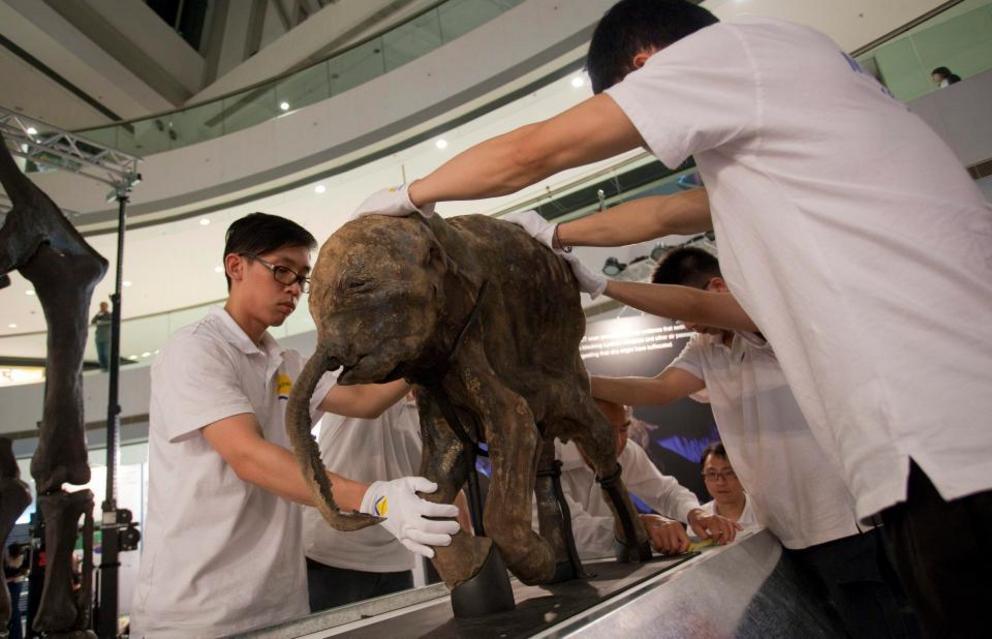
[207,307,286,359]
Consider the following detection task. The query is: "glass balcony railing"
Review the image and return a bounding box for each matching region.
[67,0,524,157]
[0,160,698,380]
[856,0,992,102]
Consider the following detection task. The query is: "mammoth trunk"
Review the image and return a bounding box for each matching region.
[285,346,379,531]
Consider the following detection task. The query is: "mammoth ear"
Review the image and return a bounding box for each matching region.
[417,219,459,277]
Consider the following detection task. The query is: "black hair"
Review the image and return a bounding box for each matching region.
[931,66,952,78]
[700,440,727,470]
[587,0,719,94]
[652,245,720,288]
[223,212,316,290]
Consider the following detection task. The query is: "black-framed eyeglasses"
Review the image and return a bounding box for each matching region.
[702,469,737,482]
[243,253,311,293]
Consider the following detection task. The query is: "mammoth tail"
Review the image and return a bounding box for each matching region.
[286,346,380,531]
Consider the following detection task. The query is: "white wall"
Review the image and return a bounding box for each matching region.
[909,68,992,167]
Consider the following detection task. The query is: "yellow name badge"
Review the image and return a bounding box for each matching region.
[276,373,293,400]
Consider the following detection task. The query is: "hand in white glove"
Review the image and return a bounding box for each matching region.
[351,184,435,219]
[562,252,608,299]
[360,476,460,558]
[502,210,556,250]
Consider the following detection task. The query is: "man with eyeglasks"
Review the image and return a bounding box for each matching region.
[695,442,759,533]
[591,247,919,639]
[131,213,459,638]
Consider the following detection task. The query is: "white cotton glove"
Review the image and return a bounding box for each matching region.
[502,210,556,250]
[360,476,460,558]
[562,252,608,299]
[351,184,435,219]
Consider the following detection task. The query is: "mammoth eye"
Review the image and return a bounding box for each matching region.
[344,277,373,291]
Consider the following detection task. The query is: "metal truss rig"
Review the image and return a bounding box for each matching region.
[0,106,142,210]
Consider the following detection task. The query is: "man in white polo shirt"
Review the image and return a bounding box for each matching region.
[130,213,459,637]
[557,399,738,559]
[592,246,919,638]
[351,1,992,633]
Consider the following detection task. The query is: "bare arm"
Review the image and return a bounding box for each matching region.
[320,379,410,419]
[408,94,644,206]
[605,281,759,333]
[202,414,368,510]
[591,367,705,407]
[558,189,712,247]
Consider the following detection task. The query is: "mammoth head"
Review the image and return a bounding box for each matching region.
[308,214,469,385]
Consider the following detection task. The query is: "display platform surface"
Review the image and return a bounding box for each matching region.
[243,530,843,639]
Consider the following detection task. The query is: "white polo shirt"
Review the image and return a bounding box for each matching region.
[131,307,334,638]
[671,332,861,549]
[607,18,992,520]
[304,399,422,573]
[557,439,700,559]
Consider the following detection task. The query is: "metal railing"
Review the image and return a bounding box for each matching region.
[58,0,523,158]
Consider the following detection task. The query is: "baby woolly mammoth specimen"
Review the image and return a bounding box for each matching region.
[287,213,649,600]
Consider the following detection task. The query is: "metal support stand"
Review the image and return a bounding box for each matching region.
[95,191,129,639]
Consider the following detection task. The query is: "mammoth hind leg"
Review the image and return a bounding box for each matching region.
[33,489,93,634]
[565,395,651,563]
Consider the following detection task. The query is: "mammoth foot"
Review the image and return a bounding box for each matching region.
[34,490,93,634]
[450,543,515,618]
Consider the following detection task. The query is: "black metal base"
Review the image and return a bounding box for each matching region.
[450,544,515,618]
[547,558,583,584]
[613,538,652,563]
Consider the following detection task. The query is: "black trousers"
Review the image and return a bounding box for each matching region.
[881,462,992,639]
[785,528,921,639]
[306,558,414,613]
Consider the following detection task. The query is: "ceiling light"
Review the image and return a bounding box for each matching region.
[7,323,16,329]
[123,281,132,287]
[435,139,448,150]
[279,101,290,111]
[26,127,37,135]
[141,352,151,358]
[199,218,210,226]
[25,289,34,296]
[129,355,138,360]
[314,184,326,194]
[214,265,224,273]
[570,76,585,88]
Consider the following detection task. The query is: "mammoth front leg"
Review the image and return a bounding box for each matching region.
[445,360,556,586]
[414,389,492,589]
[34,489,94,635]
[566,393,650,563]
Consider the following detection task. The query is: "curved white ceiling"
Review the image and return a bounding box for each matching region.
[0,0,954,352]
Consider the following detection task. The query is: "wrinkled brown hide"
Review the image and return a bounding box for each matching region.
[287,213,648,591]
[0,133,104,636]
[0,438,31,631]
